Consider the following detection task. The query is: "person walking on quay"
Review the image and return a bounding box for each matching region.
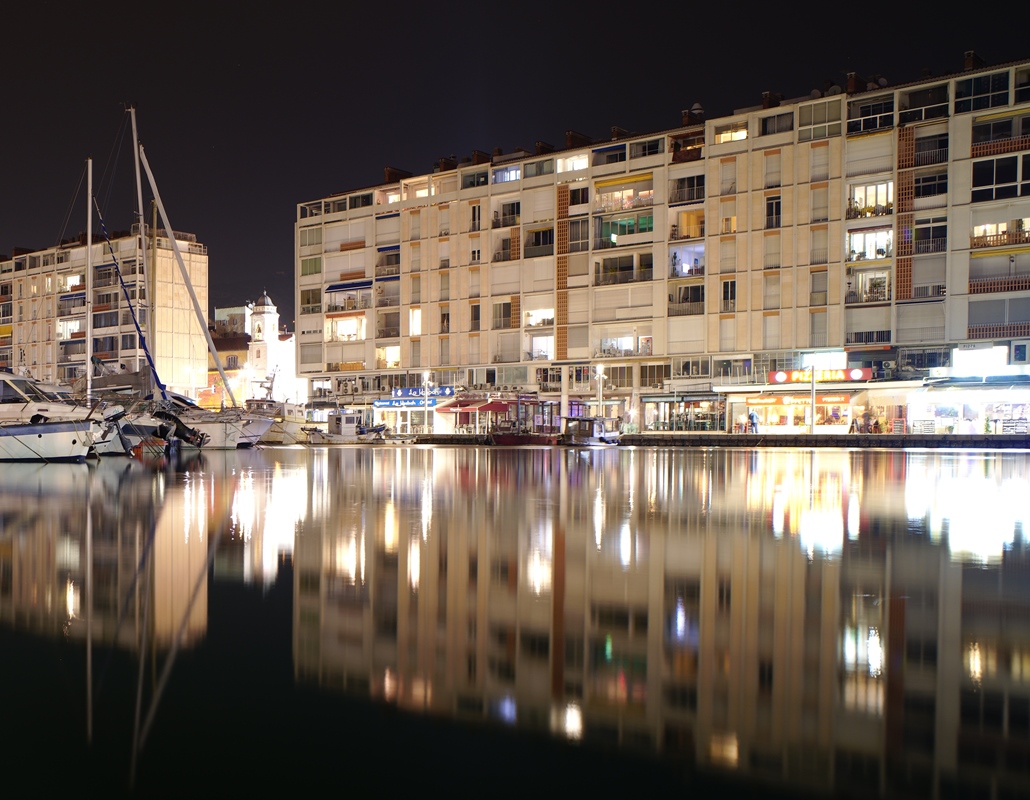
[748,409,759,434]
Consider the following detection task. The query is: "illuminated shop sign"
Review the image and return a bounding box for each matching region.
[748,394,852,406]
[768,368,872,384]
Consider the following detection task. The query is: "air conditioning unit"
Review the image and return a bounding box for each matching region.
[882,361,897,369]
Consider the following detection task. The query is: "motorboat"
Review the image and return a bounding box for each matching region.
[561,416,622,446]
[0,418,95,462]
[489,419,561,446]
[302,410,387,445]
[243,399,309,445]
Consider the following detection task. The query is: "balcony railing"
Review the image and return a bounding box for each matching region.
[846,246,893,262]
[765,215,781,229]
[970,230,1030,249]
[492,317,512,329]
[494,250,514,262]
[301,304,322,315]
[969,275,1030,294]
[375,326,400,338]
[720,299,736,313]
[375,264,401,277]
[669,186,705,204]
[845,329,891,345]
[911,283,947,299]
[896,326,944,343]
[914,237,947,254]
[846,203,893,219]
[492,214,520,228]
[846,287,891,304]
[523,244,554,258]
[492,352,520,363]
[968,322,1030,340]
[670,265,705,278]
[669,301,704,317]
[669,224,705,241]
[525,317,555,328]
[970,136,1030,159]
[375,296,400,308]
[594,268,653,286]
[912,147,948,167]
[593,195,654,213]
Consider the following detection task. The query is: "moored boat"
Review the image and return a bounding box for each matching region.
[490,419,562,446]
[0,418,95,462]
[561,416,622,446]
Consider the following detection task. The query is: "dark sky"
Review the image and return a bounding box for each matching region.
[2,3,1027,328]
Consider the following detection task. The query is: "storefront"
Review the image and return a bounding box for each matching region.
[905,379,1030,434]
[640,393,724,432]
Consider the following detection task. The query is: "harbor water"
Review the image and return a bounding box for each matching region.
[2,444,1029,798]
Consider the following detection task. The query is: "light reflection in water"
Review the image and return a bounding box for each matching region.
[4,447,1030,796]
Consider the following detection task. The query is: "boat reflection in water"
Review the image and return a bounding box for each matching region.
[293,447,1030,797]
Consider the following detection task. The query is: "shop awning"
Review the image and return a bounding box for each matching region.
[435,400,480,413]
[476,401,513,413]
[326,280,373,292]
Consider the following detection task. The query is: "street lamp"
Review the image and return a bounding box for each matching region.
[595,363,605,418]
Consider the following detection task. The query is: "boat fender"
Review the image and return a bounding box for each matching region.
[30,414,48,425]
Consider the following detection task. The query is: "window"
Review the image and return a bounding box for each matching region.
[915,133,949,164]
[720,160,736,195]
[494,201,521,227]
[349,193,373,209]
[299,227,322,247]
[810,271,828,306]
[492,301,512,329]
[798,100,842,142]
[914,217,947,254]
[524,159,553,178]
[597,212,653,241]
[300,288,321,315]
[914,171,948,198]
[121,333,137,349]
[557,153,588,173]
[470,303,480,332]
[811,185,829,222]
[720,198,737,234]
[592,145,626,165]
[462,170,488,189]
[440,306,450,334]
[492,165,521,184]
[764,274,780,309]
[670,174,704,204]
[760,112,793,135]
[719,238,736,273]
[764,233,780,268]
[721,279,736,312]
[848,228,893,261]
[898,84,949,124]
[846,96,894,134]
[810,309,827,347]
[766,196,781,229]
[955,71,1009,113]
[971,155,1030,202]
[409,308,421,336]
[569,186,589,206]
[764,152,781,188]
[569,219,589,252]
[714,121,747,143]
[301,256,322,276]
[225,355,239,369]
[630,138,662,158]
[525,228,554,256]
[811,227,828,264]
[848,181,893,216]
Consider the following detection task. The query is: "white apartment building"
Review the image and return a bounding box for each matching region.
[294,52,1030,435]
[0,226,210,397]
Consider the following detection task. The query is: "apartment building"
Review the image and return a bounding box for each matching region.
[0,226,210,397]
[295,51,1030,435]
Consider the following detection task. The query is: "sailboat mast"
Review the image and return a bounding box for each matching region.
[85,158,93,399]
[128,108,151,391]
[137,145,238,408]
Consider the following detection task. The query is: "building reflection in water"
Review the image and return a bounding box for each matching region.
[292,447,1030,798]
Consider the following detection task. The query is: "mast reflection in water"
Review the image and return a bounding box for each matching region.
[2,446,1030,797]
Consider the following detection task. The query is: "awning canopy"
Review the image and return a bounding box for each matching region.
[326,280,373,292]
[435,400,480,413]
[476,401,513,413]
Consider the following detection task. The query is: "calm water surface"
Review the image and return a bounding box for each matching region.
[2,445,1029,798]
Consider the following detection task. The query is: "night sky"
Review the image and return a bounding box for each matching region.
[2,3,1027,328]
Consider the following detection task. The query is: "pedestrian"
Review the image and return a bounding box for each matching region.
[748,409,759,433]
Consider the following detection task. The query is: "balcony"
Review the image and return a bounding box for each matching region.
[765,215,781,229]
[669,223,705,241]
[970,275,1030,294]
[671,146,703,164]
[914,237,947,255]
[846,286,891,305]
[846,245,893,262]
[492,214,520,228]
[669,186,705,204]
[970,230,1030,249]
[593,195,654,214]
[375,264,400,278]
[968,322,1030,340]
[594,268,653,287]
[846,203,893,220]
[670,264,705,279]
[492,352,520,363]
[468,220,481,233]
[301,304,322,315]
[375,326,400,338]
[912,147,948,167]
[845,329,891,345]
[523,244,554,258]
[720,299,736,313]
[669,301,704,317]
[375,296,400,308]
[911,283,947,299]
[970,135,1030,159]
[525,317,554,328]
[494,249,514,263]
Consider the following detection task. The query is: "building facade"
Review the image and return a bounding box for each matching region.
[0,226,210,397]
[294,52,1030,435]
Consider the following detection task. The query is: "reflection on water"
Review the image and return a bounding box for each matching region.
[2,446,1030,797]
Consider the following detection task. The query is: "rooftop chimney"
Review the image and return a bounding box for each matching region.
[682,104,705,125]
[565,130,593,148]
[492,147,504,157]
[470,150,491,165]
[846,72,865,93]
[436,156,457,172]
[610,125,628,141]
[383,166,412,183]
[964,50,986,71]
[535,140,554,154]
[761,91,780,109]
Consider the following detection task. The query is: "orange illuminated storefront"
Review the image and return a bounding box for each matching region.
[735,393,855,433]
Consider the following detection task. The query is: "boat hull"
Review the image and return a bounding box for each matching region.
[491,433,562,446]
[0,419,95,462]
